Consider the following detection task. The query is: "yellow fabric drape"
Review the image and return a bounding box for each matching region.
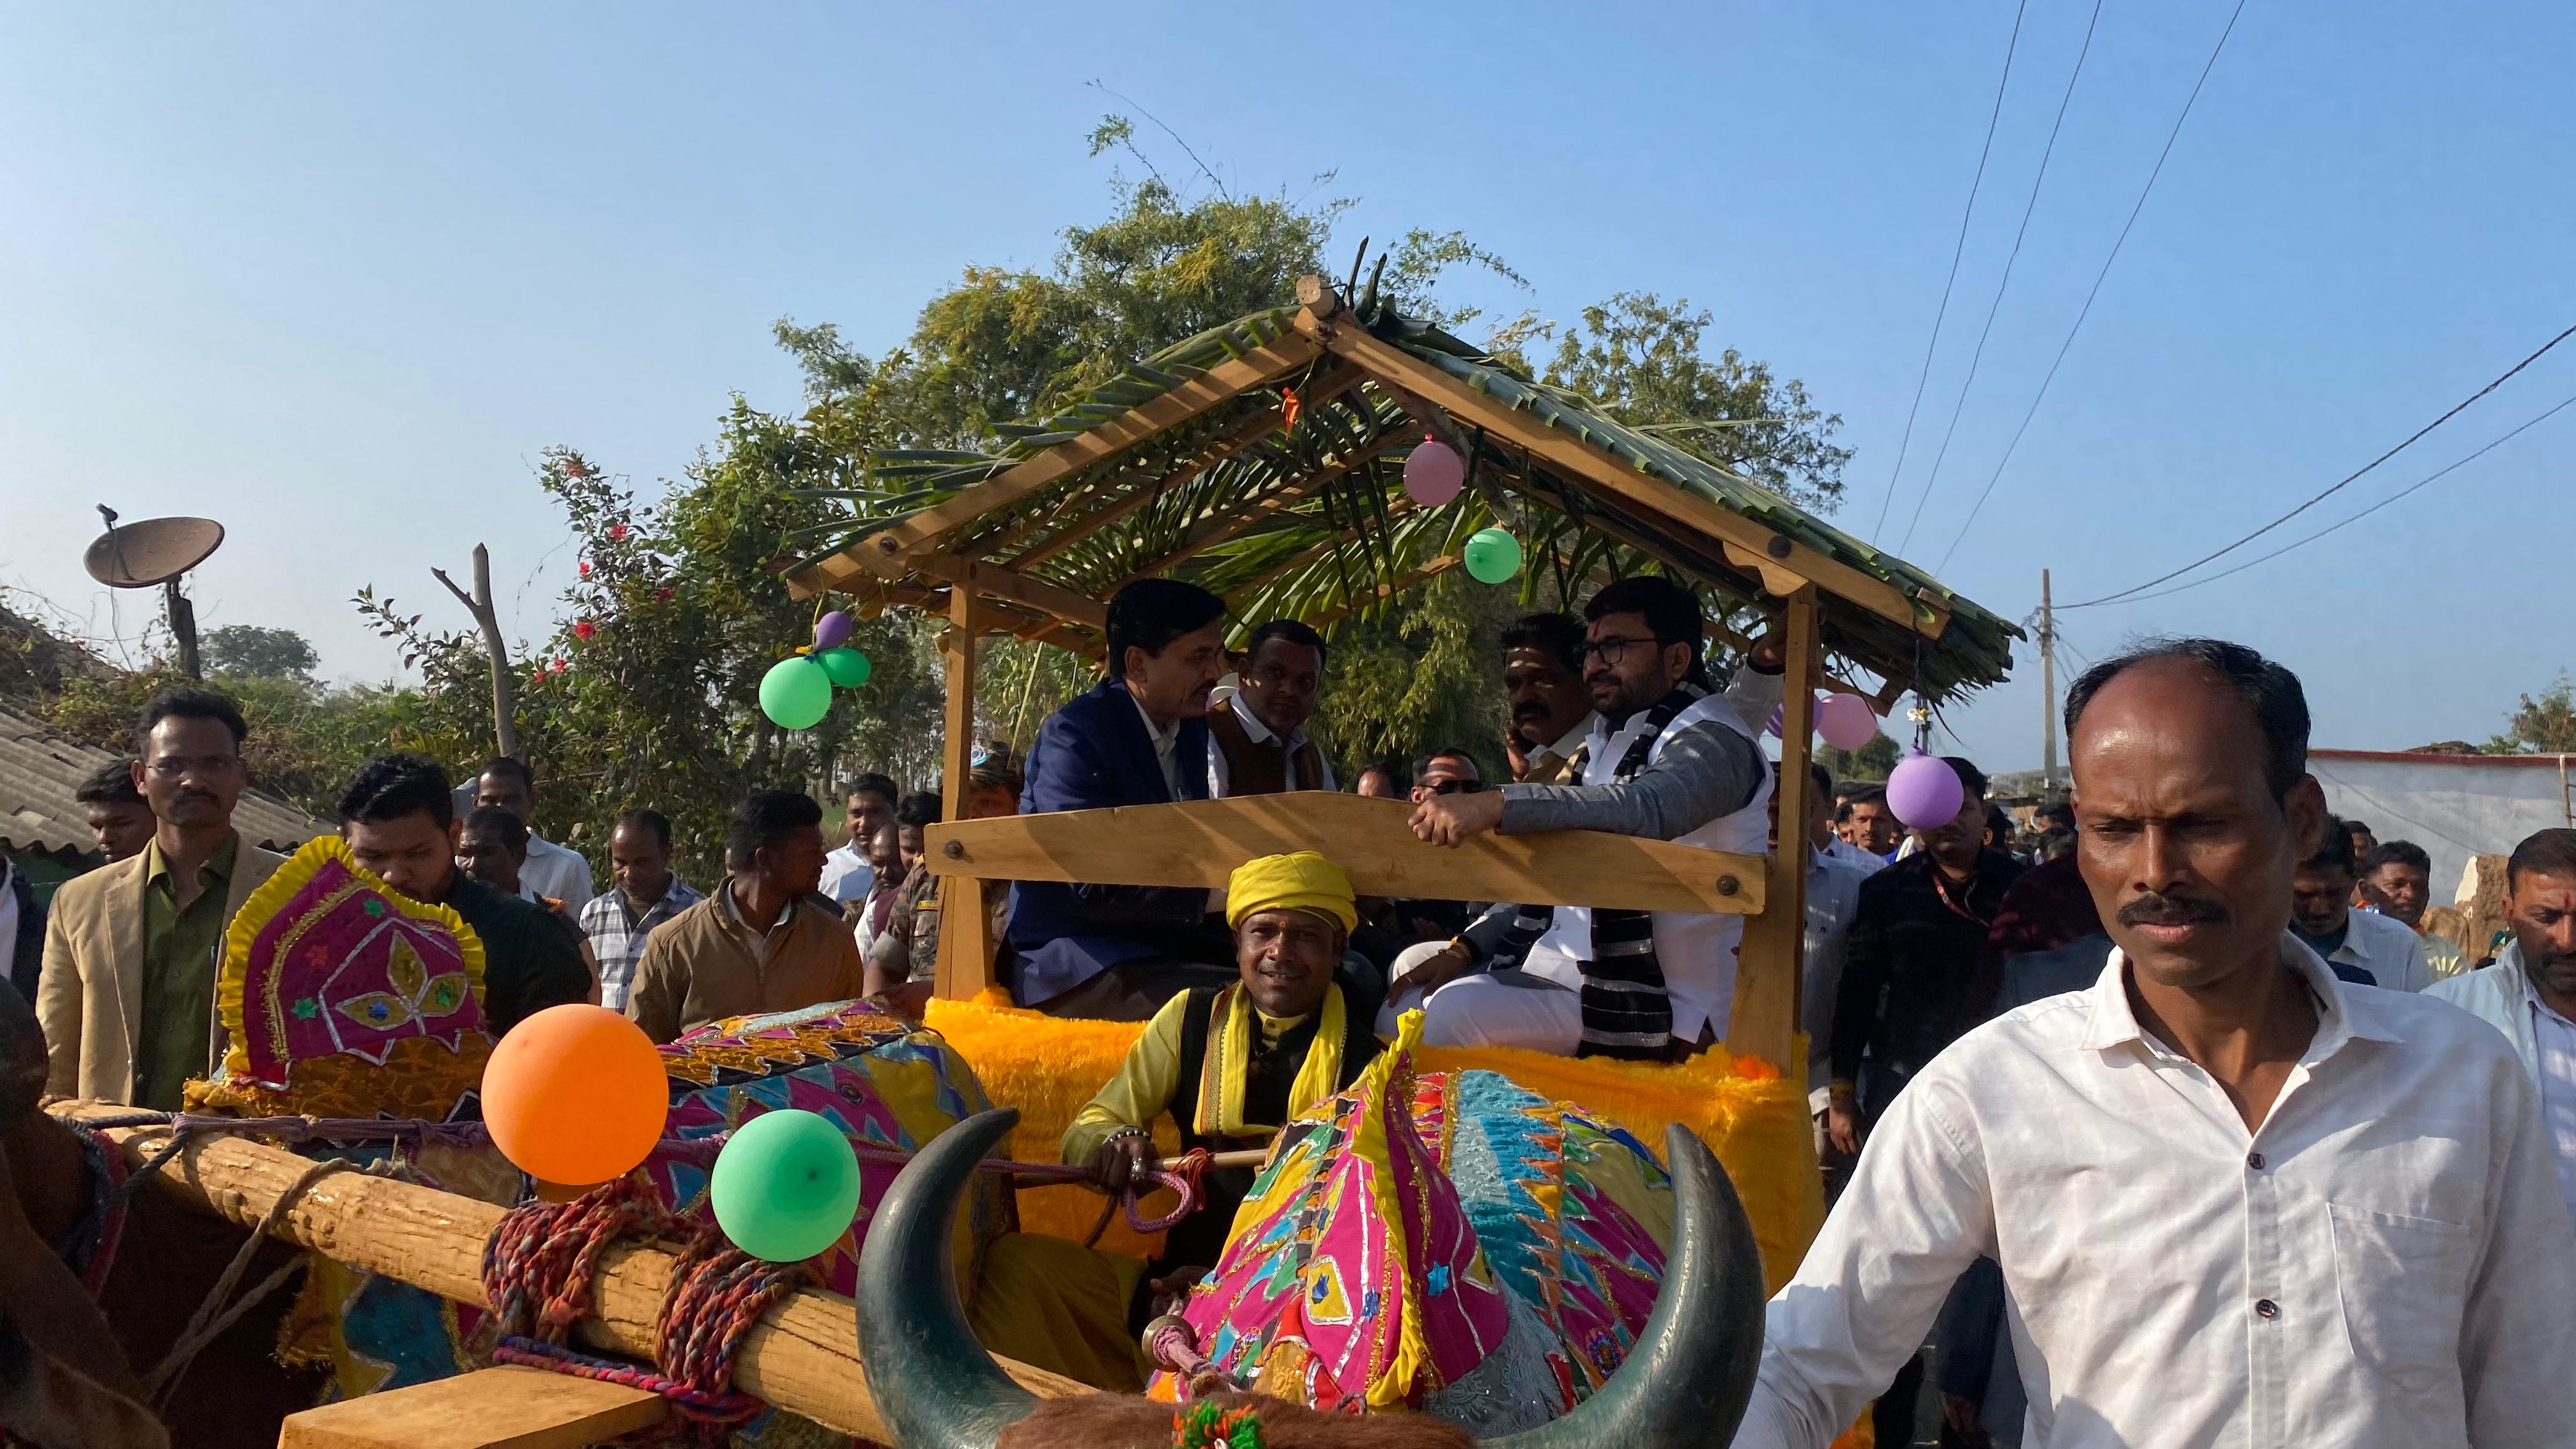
[1193,982,1346,1139]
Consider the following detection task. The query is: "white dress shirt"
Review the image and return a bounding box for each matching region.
[1522,713,1600,783]
[1735,937,2576,1449]
[1130,693,1183,798]
[1821,836,1889,877]
[1800,848,1872,1101]
[517,833,596,912]
[818,842,874,907]
[2525,972,2576,1229]
[1208,701,1337,796]
[2322,905,2435,992]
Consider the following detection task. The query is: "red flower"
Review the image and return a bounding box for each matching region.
[563,458,587,480]
[572,620,597,642]
[578,560,592,577]
[656,588,673,602]
[608,523,627,542]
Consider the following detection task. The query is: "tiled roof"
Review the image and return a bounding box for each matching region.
[0,704,330,856]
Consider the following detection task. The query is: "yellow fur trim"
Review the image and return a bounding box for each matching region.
[922,997,1823,1292]
[192,836,491,1122]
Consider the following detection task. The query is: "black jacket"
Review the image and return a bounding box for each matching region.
[1829,848,2027,1088]
[5,860,42,1006]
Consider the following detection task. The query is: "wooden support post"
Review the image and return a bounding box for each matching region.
[935,581,995,999]
[277,1367,667,1448]
[1729,585,1818,1071]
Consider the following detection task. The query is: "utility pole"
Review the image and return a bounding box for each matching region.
[2039,568,2059,792]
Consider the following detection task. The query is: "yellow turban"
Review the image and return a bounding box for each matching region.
[1225,850,1357,933]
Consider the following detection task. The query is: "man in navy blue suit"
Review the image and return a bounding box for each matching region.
[1009,579,1239,1018]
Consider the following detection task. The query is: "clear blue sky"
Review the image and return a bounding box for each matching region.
[5,1,2571,772]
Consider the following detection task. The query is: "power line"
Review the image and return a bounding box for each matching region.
[2104,388,2576,605]
[1867,0,2032,545]
[1931,0,2252,572]
[2063,317,2576,609]
[1897,0,2105,556]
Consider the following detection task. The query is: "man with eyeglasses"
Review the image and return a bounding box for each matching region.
[1408,576,1782,1059]
[38,689,287,1107]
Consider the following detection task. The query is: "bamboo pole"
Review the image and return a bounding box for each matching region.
[54,1108,1087,1441]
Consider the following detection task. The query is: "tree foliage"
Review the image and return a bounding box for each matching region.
[2489,673,2576,754]
[202,625,319,678]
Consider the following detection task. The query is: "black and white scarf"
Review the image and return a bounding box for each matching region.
[1489,684,1705,1060]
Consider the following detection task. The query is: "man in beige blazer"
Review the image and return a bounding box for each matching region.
[37,689,283,1107]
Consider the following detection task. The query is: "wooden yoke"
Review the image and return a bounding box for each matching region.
[924,793,1766,916]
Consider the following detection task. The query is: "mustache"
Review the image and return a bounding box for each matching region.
[2118,893,2230,928]
[1512,700,1551,721]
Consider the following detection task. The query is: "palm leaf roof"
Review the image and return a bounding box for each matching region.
[786,283,2019,702]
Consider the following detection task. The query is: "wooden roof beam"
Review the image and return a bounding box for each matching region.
[788,335,1323,595]
[1290,291,1936,638]
[903,553,1107,632]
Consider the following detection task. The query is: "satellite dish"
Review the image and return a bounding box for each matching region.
[84,514,225,589]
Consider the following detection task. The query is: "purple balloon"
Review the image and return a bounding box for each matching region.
[1764,702,1784,739]
[813,610,854,653]
[1402,438,1465,507]
[1886,751,1964,830]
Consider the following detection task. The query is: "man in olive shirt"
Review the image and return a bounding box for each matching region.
[626,790,862,1043]
[337,754,591,1036]
[39,689,286,1107]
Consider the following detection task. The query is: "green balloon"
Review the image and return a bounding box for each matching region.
[1462,528,1522,585]
[710,1108,863,1262]
[816,647,872,689]
[758,656,832,730]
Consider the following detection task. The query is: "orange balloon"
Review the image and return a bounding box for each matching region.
[481,1004,666,1186]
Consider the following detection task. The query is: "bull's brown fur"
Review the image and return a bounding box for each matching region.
[999,1392,1473,1449]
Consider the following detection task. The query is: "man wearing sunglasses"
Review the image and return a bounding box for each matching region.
[1409,749,1485,802]
[1409,576,1781,1059]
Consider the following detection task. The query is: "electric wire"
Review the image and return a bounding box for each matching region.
[1896,0,2106,556]
[1867,0,2032,544]
[1931,0,2253,572]
[2099,387,2576,606]
[2062,317,2576,608]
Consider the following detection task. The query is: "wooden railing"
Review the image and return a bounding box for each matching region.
[921,792,1796,1062]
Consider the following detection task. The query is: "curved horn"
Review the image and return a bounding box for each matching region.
[855,1107,1036,1449]
[1485,1124,1766,1449]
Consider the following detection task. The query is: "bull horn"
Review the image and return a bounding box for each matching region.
[1483,1124,1766,1449]
[855,1107,1034,1449]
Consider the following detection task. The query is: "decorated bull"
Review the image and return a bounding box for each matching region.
[855,1052,1769,1449]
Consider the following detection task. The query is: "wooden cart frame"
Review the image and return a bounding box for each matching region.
[787,275,2018,1068]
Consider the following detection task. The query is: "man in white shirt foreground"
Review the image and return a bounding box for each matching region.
[1733,637,2576,1449]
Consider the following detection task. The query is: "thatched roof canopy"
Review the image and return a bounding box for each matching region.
[786,278,2018,703]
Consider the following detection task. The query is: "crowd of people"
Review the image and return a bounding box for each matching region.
[8,571,2575,1446]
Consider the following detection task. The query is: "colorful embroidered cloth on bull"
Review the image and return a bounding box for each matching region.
[638,999,1012,1300]
[189,835,491,1121]
[1152,1015,1673,1436]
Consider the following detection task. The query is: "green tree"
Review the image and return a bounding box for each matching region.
[2489,673,2576,753]
[360,114,1858,859]
[203,624,319,678]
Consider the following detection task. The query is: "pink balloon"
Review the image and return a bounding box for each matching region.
[1402,438,1464,507]
[1816,692,1880,751]
[1886,752,1964,830]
